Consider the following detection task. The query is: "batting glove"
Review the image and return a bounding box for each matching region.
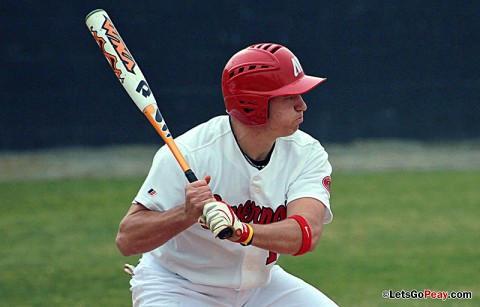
[199,201,254,245]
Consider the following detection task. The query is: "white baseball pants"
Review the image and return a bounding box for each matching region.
[130,255,337,306]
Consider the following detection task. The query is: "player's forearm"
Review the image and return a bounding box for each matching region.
[116,205,194,256]
[250,198,326,255]
[250,218,323,255]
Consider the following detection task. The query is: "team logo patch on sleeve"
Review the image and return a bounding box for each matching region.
[322,176,331,194]
[148,188,157,196]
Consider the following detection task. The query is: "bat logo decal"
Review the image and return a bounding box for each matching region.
[136,80,151,98]
[101,14,136,74]
[155,109,171,138]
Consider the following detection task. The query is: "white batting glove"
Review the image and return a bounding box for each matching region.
[200,201,253,245]
[198,215,209,230]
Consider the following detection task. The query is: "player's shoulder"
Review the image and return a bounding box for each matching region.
[279,129,325,150]
[276,130,330,167]
[176,115,231,151]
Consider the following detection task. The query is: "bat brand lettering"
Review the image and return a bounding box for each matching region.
[90,28,124,82]
[292,56,303,77]
[136,80,151,98]
[101,15,136,74]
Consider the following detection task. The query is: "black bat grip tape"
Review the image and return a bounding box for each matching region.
[184,169,198,183]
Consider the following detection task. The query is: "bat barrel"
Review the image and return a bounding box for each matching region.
[85,8,104,21]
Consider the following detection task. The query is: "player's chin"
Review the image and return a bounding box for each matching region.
[292,121,302,131]
[283,125,300,136]
[276,122,301,137]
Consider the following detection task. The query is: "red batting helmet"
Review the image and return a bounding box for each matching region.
[221,43,327,126]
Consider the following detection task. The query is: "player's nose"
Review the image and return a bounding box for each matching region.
[295,95,307,112]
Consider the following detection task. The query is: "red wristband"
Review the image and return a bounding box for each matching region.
[288,215,312,256]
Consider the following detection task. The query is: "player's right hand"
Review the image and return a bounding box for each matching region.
[184,176,215,223]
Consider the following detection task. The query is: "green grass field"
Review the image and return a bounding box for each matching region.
[1,171,479,306]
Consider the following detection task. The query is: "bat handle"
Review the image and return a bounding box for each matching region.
[184,169,198,183]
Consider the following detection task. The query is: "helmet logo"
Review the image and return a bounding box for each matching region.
[292,56,303,77]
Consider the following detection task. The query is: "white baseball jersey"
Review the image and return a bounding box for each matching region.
[133,115,333,290]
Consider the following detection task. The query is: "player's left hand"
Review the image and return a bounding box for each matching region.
[199,201,253,245]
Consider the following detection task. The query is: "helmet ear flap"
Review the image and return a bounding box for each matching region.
[225,94,269,126]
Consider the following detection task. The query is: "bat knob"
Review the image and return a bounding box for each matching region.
[218,228,233,240]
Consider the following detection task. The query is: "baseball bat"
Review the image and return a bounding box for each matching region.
[85,9,233,239]
[85,9,197,182]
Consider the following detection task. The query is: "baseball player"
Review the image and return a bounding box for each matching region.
[116,43,337,306]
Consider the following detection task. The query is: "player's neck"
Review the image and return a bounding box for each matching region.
[230,117,275,161]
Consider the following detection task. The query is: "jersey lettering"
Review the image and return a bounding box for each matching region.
[215,194,286,266]
[266,251,278,265]
[232,200,287,224]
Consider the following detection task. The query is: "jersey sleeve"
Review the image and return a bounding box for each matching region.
[133,145,188,212]
[286,142,333,224]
